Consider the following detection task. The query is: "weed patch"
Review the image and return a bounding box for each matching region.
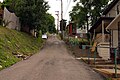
[0,27,44,70]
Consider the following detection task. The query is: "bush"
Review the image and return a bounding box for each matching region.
[0,27,44,70]
[37,30,42,42]
[68,37,89,46]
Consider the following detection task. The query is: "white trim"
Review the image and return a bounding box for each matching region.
[102,20,105,42]
[106,13,120,30]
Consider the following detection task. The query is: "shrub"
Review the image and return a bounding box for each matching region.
[68,37,89,46]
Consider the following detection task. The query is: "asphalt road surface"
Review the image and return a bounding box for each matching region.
[0,35,104,80]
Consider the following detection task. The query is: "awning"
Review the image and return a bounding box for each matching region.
[106,14,120,30]
[89,17,114,33]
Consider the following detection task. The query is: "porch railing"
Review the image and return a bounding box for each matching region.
[95,34,109,43]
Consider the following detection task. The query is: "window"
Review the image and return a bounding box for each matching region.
[109,13,111,17]
[117,5,119,15]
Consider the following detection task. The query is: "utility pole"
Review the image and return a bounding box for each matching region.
[61,0,64,39]
[61,0,63,20]
[56,0,64,39]
[55,11,59,33]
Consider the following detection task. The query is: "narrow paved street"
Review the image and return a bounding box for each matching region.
[0,35,104,80]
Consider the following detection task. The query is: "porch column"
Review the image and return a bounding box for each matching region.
[102,20,105,42]
[118,22,120,57]
[69,23,72,35]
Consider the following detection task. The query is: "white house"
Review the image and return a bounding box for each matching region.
[105,0,120,61]
[89,0,120,60]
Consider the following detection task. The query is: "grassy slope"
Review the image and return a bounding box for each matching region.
[0,27,43,69]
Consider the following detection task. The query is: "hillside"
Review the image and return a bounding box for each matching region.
[0,27,44,70]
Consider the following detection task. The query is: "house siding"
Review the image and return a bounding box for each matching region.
[104,0,120,60]
[106,0,120,17]
[95,0,120,60]
[112,30,118,47]
[97,43,110,60]
[107,0,120,49]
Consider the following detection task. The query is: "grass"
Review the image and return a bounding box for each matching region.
[0,26,44,70]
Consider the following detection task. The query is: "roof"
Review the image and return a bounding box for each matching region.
[89,0,118,33]
[106,13,120,30]
[102,0,119,15]
[89,17,114,33]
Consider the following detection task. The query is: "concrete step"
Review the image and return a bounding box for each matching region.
[79,57,114,65]
[78,57,120,79]
[94,68,120,78]
[93,61,114,65]
[90,65,120,70]
[90,65,115,69]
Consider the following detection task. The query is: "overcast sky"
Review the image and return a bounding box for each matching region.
[0,0,2,2]
[46,0,76,22]
[0,0,75,20]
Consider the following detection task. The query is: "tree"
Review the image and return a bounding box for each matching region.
[3,0,56,34]
[15,0,48,30]
[2,0,15,12]
[91,0,109,25]
[69,3,87,28]
[69,0,110,30]
[45,13,56,34]
[14,0,49,33]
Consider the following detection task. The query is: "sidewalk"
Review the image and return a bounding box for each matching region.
[77,57,120,80]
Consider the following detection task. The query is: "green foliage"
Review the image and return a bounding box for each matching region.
[69,0,110,28]
[68,37,89,46]
[14,0,50,33]
[91,0,109,25]
[37,30,42,42]
[0,50,19,69]
[48,26,56,34]
[44,13,56,34]
[105,78,112,80]
[0,26,44,70]
[3,0,56,34]
[2,0,15,12]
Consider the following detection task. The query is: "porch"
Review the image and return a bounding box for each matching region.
[106,13,120,60]
[89,17,114,60]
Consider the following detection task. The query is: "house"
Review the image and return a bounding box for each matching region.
[67,22,76,36]
[105,0,120,60]
[89,0,120,60]
[66,22,87,39]
[76,27,87,39]
[89,17,114,60]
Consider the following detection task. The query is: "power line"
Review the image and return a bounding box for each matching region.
[64,0,72,17]
[64,0,71,16]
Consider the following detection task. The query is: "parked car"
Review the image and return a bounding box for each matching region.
[42,34,48,39]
